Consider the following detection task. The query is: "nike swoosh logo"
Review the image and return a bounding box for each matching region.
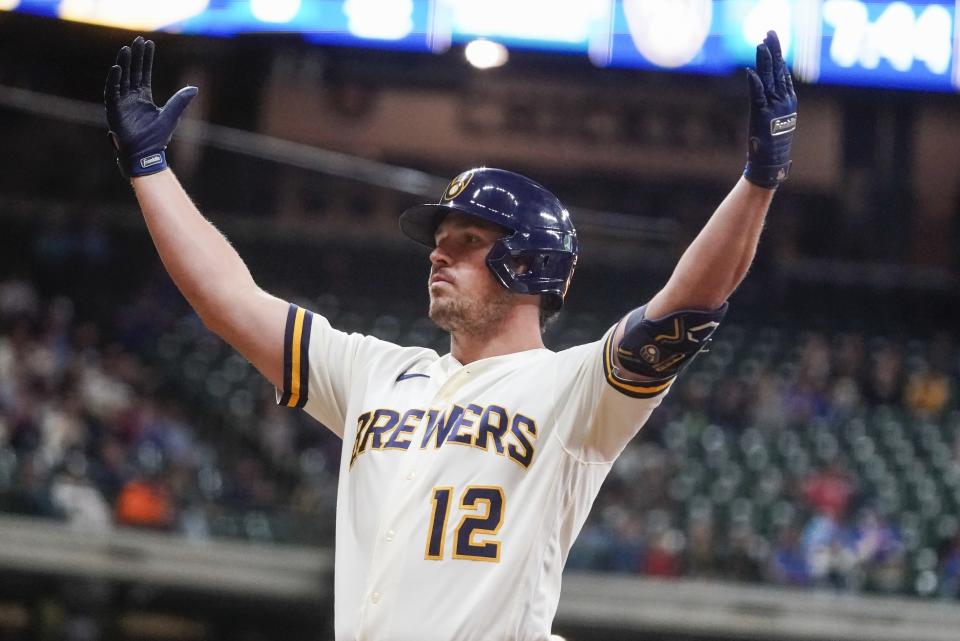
[396,372,430,382]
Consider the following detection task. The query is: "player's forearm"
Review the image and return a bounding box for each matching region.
[647,177,773,317]
[644,30,795,319]
[132,170,259,331]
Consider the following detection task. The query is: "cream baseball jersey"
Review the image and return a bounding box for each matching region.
[277,304,675,641]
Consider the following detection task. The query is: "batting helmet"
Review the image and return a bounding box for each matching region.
[399,168,578,311]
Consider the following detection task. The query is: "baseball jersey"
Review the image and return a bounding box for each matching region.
[277,304,675,641]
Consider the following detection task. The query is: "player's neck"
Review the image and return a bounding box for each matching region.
[448,308,544,365]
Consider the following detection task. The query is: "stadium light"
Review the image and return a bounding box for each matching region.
[465,39,509,69]
[250,0,301,24]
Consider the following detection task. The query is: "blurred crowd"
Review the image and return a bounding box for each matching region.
[0,274,337,544]
[2,265,960,600]
[568,326,960,600]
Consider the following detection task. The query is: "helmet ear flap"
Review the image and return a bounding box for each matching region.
[485,239,519,293]
[486,242,551,296]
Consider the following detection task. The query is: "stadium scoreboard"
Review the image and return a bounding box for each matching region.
[2,0,959,92]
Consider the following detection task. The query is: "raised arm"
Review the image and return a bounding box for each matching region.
[645,176,774,316]
[611,31,797,383]
[647,30,796,317]
[105,37,288,389]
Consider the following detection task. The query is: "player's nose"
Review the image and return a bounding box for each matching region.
[429,244,452,267]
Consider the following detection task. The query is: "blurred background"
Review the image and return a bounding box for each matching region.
[0,1,959,640]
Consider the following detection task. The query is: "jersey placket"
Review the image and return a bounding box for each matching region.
[356,360,472,637]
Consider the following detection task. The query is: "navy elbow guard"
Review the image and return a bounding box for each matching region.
[617,303,728,381]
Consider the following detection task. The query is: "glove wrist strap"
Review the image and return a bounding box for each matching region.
[123,150,168,179]
[743,160,791,189]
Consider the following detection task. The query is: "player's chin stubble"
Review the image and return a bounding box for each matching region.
[429,286,512,336]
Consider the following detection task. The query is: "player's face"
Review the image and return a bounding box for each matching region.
[428,213,512,334]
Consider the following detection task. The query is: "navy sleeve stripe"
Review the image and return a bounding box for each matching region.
[278,304,296,407]
[294,306,313,409]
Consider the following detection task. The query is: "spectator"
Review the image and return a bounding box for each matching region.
[905,362,950,417]
[0,277,39,319]
[769,528,810,586]
[115,475,175,530]
[723,525,765,583]
[801,513,843,587]
[7,452,59,518]
[607,508,646,574]
[940,534,960,600]
[850,508,904,593]
[643,529,682,578]
[801,460,855,521]
[864,343,905,405]
[50,450,111,532]
[685,515,718,578]
[115,446,175,530]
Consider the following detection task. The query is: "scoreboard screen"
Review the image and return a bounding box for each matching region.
[2,0,958,92]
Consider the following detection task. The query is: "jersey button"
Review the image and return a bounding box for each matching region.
[406,471,416,480]
[386,530,395,542]
[371,592,381,604]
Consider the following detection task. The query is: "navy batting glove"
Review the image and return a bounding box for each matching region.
[104,36,197,179]
[743,31,797,189]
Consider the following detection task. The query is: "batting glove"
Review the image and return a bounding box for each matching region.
[104,36,197,179]
[743,31,797,189]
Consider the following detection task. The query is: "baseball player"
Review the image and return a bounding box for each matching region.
[104,31,796,641]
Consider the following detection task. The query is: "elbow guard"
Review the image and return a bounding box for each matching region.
[616,303,728,381]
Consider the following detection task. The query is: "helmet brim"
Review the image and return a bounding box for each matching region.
[401,203,514,249]
[398,204,457,248]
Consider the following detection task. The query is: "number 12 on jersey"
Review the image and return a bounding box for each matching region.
[425,486,505,562]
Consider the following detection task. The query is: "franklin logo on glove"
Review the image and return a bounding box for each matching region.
[140,154,163,168]
[771,113,797,135]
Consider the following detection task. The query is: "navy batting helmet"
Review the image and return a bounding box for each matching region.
[399,168,578,311]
